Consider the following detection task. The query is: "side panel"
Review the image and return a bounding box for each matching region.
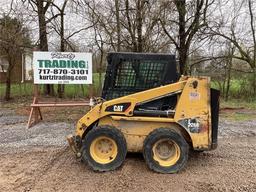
[174,77,211,150]
[98,117,185,152]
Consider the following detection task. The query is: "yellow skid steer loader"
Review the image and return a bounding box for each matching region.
[67,53,220,173]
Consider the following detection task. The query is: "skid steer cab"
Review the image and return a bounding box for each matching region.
[67,52,220,174]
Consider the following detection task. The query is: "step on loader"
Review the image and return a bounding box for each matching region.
[67,52,220,173]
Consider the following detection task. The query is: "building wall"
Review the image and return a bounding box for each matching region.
[24,53,33,81]
[0,51,31,83]
[0,72,6,82]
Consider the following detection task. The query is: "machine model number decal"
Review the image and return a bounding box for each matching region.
[178,118,201,133]
[188,119,200,129]
[188,119,200,133]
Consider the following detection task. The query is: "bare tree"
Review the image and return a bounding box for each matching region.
[207,0,256,96]
[114,0,121,51]
[23,0,61,96]
[50,0,68,98]
[77,0,171,53]
[160,0,214,75]
[0,15,31,100]
[223,42,235,101]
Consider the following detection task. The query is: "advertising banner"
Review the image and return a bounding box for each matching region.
[33,51,92,84]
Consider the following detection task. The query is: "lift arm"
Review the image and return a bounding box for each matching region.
[75,79,187,137]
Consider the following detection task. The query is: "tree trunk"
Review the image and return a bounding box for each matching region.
[57,9,65,98]
[78,84,83,96]
[225,53,233,101]
[125,0,137,52]
[4,68,11,101]
[37,0,54,96]
[115,0,121,52]
[248,0,256,98]
[4,56,15,101]
[98,48,104,94]
[178,47,188,75]
[175,0,187,75]
[57,84,64,98]
[136,0,143,52]
[253,67,256,97]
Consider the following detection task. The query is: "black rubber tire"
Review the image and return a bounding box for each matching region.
[82,125,127,172]
[143,128,189,174]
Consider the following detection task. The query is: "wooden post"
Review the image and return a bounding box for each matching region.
[27,83,90,128]
[34,84,39,124]
[89,84,94,98]
[27,84,42,128]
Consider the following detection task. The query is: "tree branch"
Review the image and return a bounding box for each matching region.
[66,25,96,40]
[159,19,179,48]
[46,13,62,24]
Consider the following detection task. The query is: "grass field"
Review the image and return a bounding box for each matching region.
[212,77,256,101]
[220,99,256,110]
[1,74,255,110]
[0,73,104,99]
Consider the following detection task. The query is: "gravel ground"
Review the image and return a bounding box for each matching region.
[0,108,255,192]
[0,109,73,152]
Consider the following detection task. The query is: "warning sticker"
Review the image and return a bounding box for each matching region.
[189,92,200,100]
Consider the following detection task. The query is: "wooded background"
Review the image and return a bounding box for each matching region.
[0,0,255,102]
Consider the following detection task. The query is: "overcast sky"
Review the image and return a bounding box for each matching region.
[0,0,255,56]
[0,0,92,52]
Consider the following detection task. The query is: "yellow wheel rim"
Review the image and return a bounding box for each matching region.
[90,136,118,164]
[152,139,181,167]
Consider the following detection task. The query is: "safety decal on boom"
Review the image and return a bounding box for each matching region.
[189,92,200,100]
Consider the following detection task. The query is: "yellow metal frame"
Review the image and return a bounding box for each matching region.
[75,76,212,152]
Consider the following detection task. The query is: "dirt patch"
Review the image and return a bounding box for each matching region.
[220,107,256,122]
[220,107,256,115]
[0,108,256,192]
